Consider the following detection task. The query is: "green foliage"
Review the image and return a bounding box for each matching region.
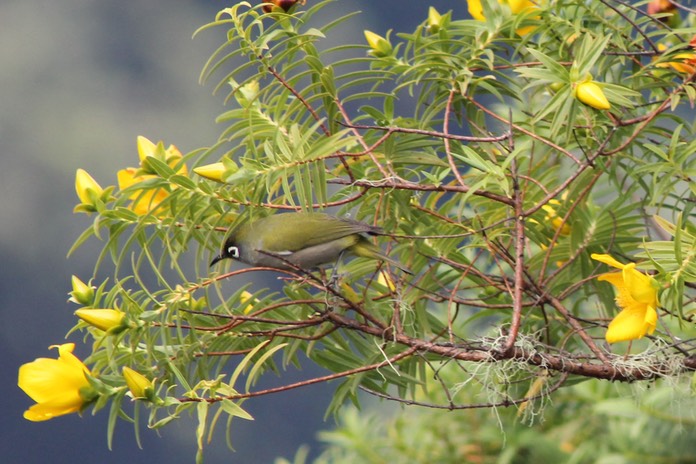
[27,0,696,460]
[308,375,696,464]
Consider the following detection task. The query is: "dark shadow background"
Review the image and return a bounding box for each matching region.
[2,1,460,462]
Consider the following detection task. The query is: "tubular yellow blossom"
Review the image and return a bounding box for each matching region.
[75,169,104,206]
[75,308,126,333]
[364,30,392,57]
[18,343,94,421]
[193,162,226,182]
[575,81,611,110]
[123,367,154,399]
[591,253,659,344]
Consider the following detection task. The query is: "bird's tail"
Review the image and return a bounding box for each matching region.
[352,238,412,275]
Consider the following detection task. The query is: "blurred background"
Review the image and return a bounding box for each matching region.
[1,1,456,462]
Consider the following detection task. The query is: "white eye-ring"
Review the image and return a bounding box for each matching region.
[227,246,240,259]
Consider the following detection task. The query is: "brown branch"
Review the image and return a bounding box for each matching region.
[503,157,526,355]
[337,122,512,143]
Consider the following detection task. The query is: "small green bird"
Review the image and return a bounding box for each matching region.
[210,212,410,274]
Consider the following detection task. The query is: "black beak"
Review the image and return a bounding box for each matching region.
[210,254,225,267]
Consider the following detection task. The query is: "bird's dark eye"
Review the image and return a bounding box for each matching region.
[227,246,239,258]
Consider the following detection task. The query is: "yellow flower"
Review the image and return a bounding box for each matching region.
[117,168,170,215]
[575,80,611,110]
[18,343,94,421]
[118,137,188,215]
[364,30,393,57]
[74,169,104,213]
[655,44,696,75]
[591,253,659,344]
[75,308,126,333]
[541,200,571,236]
[193,162,226,182]
[468,0,540,34]
[377,271,396,292]
[136,136,188,175]
[123,367,154,400]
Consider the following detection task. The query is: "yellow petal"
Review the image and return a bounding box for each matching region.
[645,305,658,335]
[507,0,536,14]
[117,168,142,191]
[622,263,658,306]
[136,136,157,163]
[75,169,103,205]
[596,270,624,288]
[378,271,396,292]
[467,0,485,21]
[605,303,656,343]
[18,344,91,421]
[591,253,626,270]
[23,397,83,422]
[240,291,257,314]
[117,168,169,214]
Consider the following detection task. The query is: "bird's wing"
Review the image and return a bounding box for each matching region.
[260,214,380,252]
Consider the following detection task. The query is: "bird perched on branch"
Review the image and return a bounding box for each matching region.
[210,212,410,274]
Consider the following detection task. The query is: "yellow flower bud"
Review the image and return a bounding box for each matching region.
[240,290,258,315]
[75,308,126,333]
[193,162,226,182]
[575,80,611,110]
[123,367,154,400]
[75,169,104,208]
[377,271,396,292]
[541,202,571,236]
[136,135,158,163]
[364,30,393,57]
[69,276,94,305]
[427,7,443,33]
[467,0,485,21]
